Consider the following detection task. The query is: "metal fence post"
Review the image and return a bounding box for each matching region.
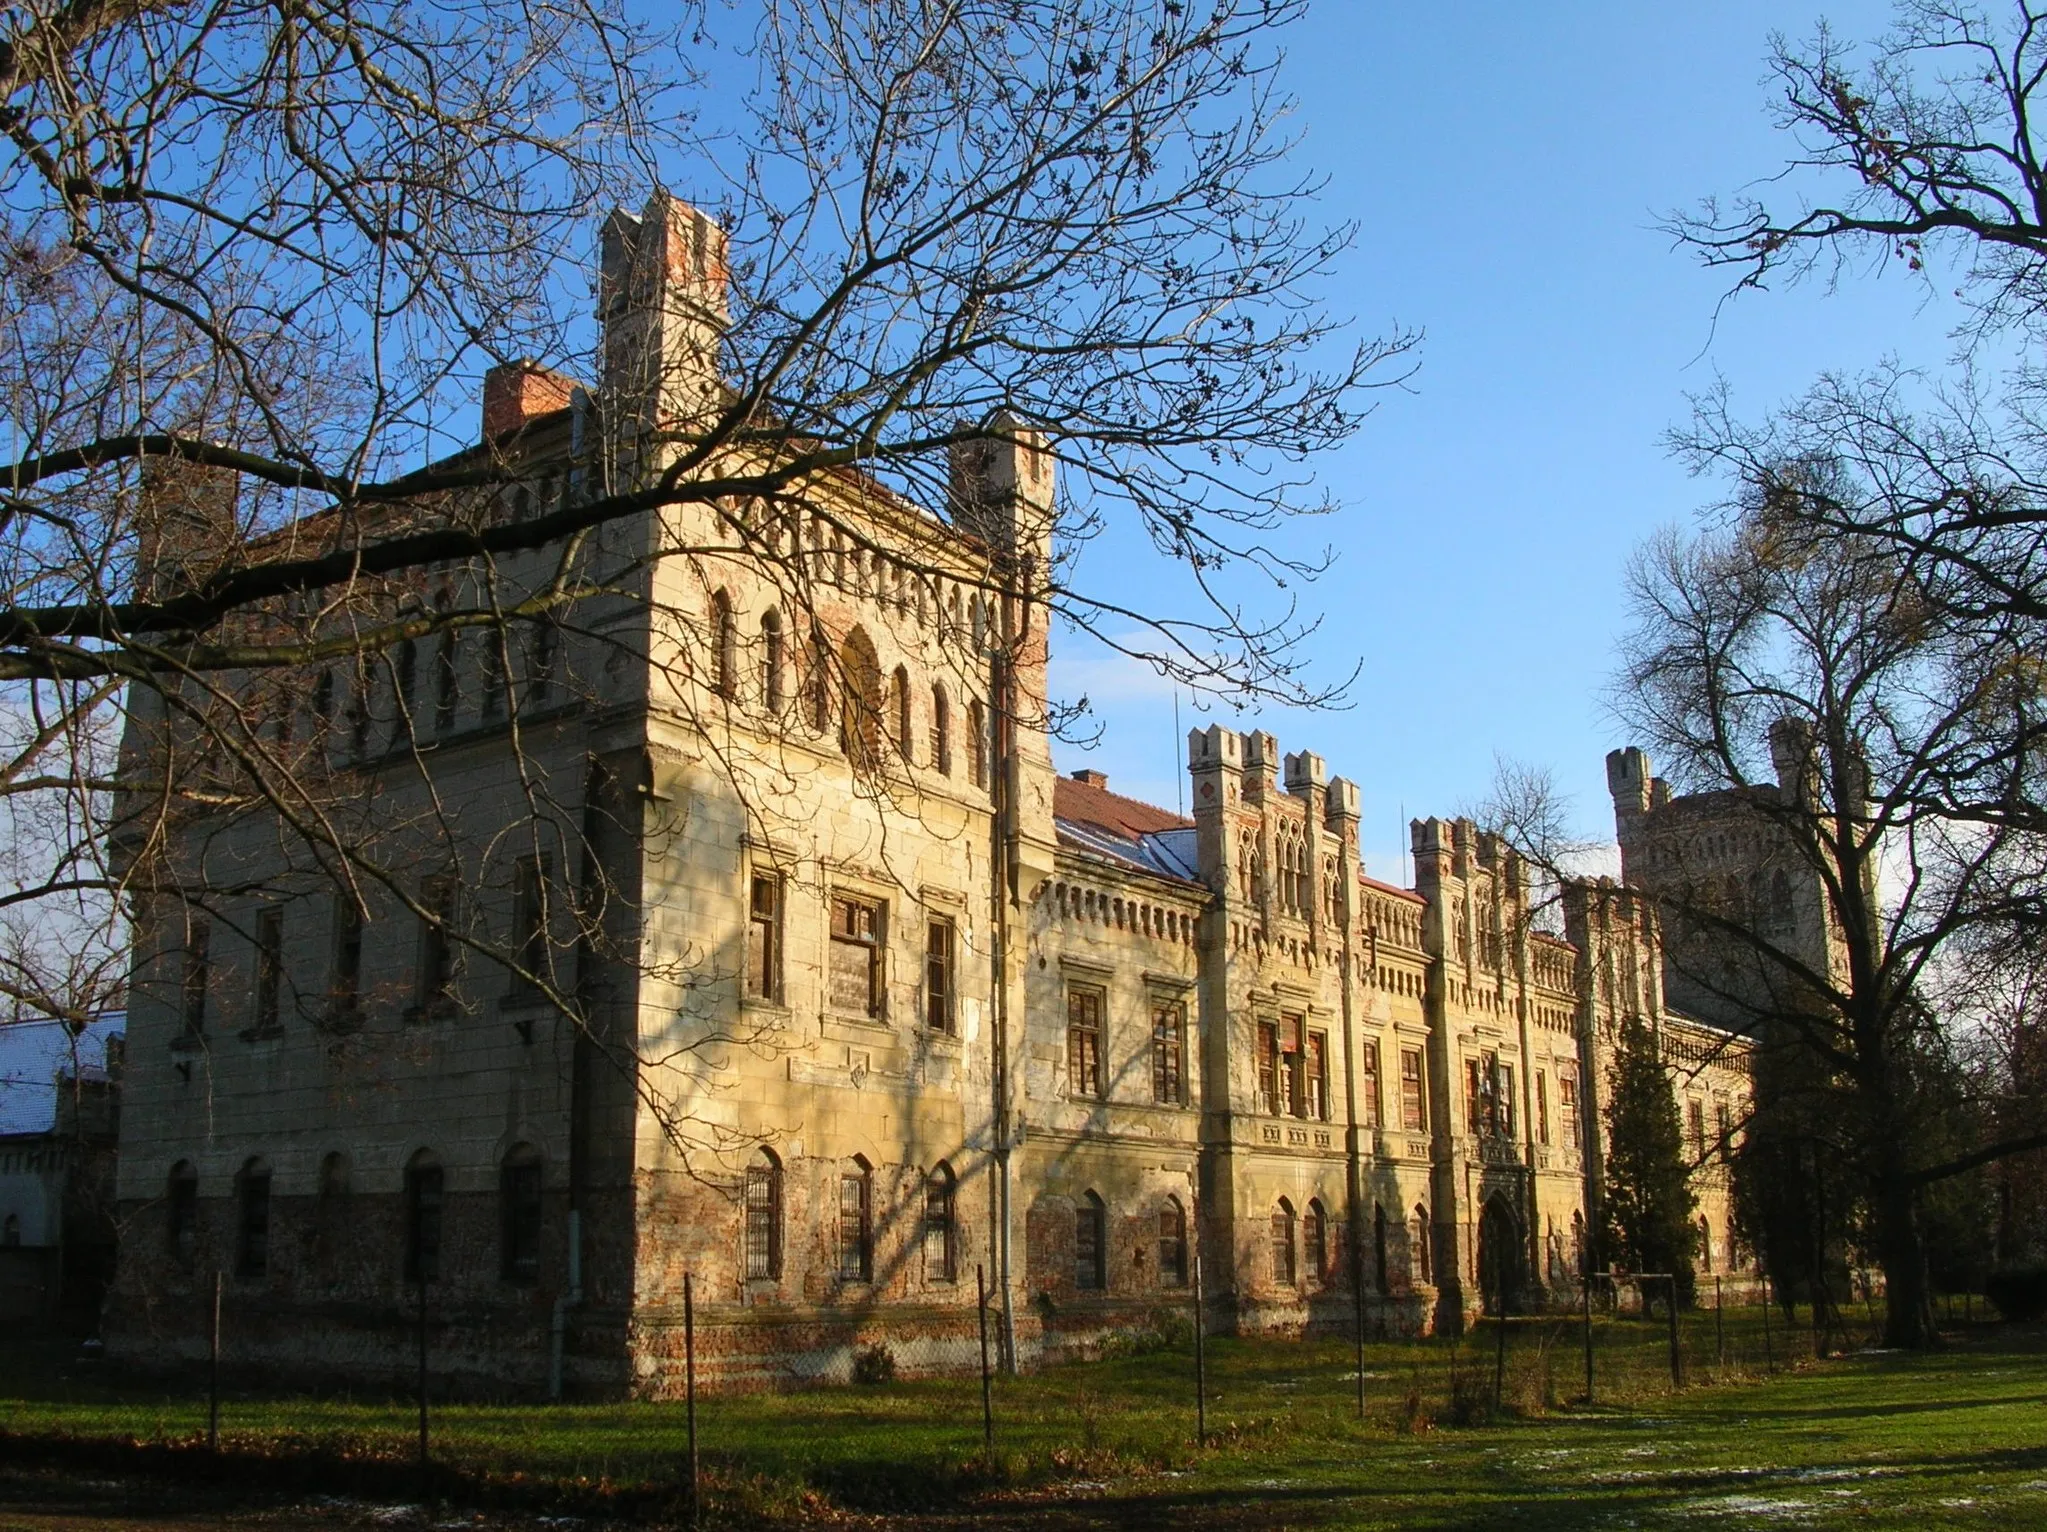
[1192,1252,1207,1449]
[208,1270,221,1452]
[977,1263,994,1455]
[684,1271,699,1524]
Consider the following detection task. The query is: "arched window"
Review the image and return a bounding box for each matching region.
[839,628,882,763]
[404,1150,443,1284]
[1304,1199,1327,1287]
[745,1150,783,1280]
[1075,1191,1107,1291]
[838,1157,872,1282]
[930,685,951,775]
[236,1157,272,1279]
[892,667,913,762]
[1412,1203,1432,1286]
[1697,1216,1713,1274]
[1570,1208,1587,1276]
[760,610,784,711]
[500,1143,544,1285]
[1271,1199,1297,1287]
[924,1162,957,1282]
[710,589,736,699]
[806,624,832,736]
[1158,1196,1188,1287]
[967,699,988,789]
[167,1161,198,1268]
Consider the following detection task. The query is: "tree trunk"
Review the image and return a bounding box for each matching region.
[1871,1162,1936,1349]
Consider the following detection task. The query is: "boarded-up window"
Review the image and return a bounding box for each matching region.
[1151,998,1185,1104]
[1271,1200,1296,1287]
[829,895,883,1016]
[1401,1047,1427,1132]
[1360,1040,1381,1128]
[1075,1192,1106,1290]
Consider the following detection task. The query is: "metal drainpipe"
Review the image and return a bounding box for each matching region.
[989,644,1018,1373]
[548,1208,583,1401]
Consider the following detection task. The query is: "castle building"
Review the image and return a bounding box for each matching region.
[103,194,1752,1394]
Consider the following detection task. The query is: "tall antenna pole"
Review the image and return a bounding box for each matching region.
[1174,688,1184,816]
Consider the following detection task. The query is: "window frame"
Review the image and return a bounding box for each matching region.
[236,1161,270,1280]
[1158,1197,1188,1287]
[415,874,460,1019]
[1305,1029,1329,1122]
[1257,1019,1280,1114]
[745,1151,783,1281]
[1066,985,1104,1098]
[1075,1191,1107,1291]
[924,915,954,1033]
[1360,1039,1381,1129]
[747,872,784,1004]
[838,1161,873,1283]
[923,1163,957,1283]
[1150,996,1186,1105]
[1400,1045,1428,1132]
[1271,1199,1297,1288]
[828,893,886,1018]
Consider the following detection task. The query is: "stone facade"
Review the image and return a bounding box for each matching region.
[103,193,1754,1395]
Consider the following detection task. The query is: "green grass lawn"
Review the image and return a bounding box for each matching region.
[2,1304,2042,1528]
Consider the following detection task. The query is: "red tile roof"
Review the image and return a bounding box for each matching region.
[1052,775,1193,839]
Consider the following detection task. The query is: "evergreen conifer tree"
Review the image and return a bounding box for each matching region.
[1603,1016,1699,1307]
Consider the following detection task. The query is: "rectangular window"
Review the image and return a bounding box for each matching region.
[1716,1101,1734,1164]
[417,876,459,1018]
[1559,1068,1580,1149]
[501,1158,543,1284]
[923,1174,956,1282]
[925,916,954,1032]
[331,899,363,1016]
[745,1159,782,1280]
[1495,1060,1515,1137]
[829,895,884,1017]
[481,633,506,719]
[1536,1069,1550,1145]
[1281,1012,1306,1117]
[1257,1020,1280,1114]
[1151,998,1185,1104]
[181,922,210,1034]
[1400,1046,1427,1132]
[1360,1040,1381,1128]
[1466,1057,1484,1134]
[1075,1198,1105,1290]
[253,909,282,1033]
[968,700,989,789]
[1067,987,1103,1097]
[838,1171,872,1282]
[511,855,551,990]
[1306,1031,1329,1122]
[1689,1099,1707,1161]
[746,873,782,1002]
[434,630,459,732]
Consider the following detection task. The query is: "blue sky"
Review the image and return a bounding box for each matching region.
[1045,0,1968,881]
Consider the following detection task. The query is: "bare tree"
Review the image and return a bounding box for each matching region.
[1609,492,2047,1347]
[0,0,1415,1046]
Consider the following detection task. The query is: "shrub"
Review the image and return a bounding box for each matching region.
[850,1343,897,1385]
[1985,1261,2047,1322]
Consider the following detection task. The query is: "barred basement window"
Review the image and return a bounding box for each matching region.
[838,1160,872,1282]
[500,1145,543,1285]
[1304,1199,1327,1287]
[1066,987,1102,1097]
[1158,1197,1187,1287]
[1075,1191,1106,1291]
[745,1151,783,1280]
[1271,1199,1297,1287]
[924,1163,957,1283]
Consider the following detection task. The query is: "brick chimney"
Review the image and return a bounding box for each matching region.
[483,361,578,441]
[1070,768,1109,789]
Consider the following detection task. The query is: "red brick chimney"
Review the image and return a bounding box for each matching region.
[482,361,578,441]
[1070,768,1109,789]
